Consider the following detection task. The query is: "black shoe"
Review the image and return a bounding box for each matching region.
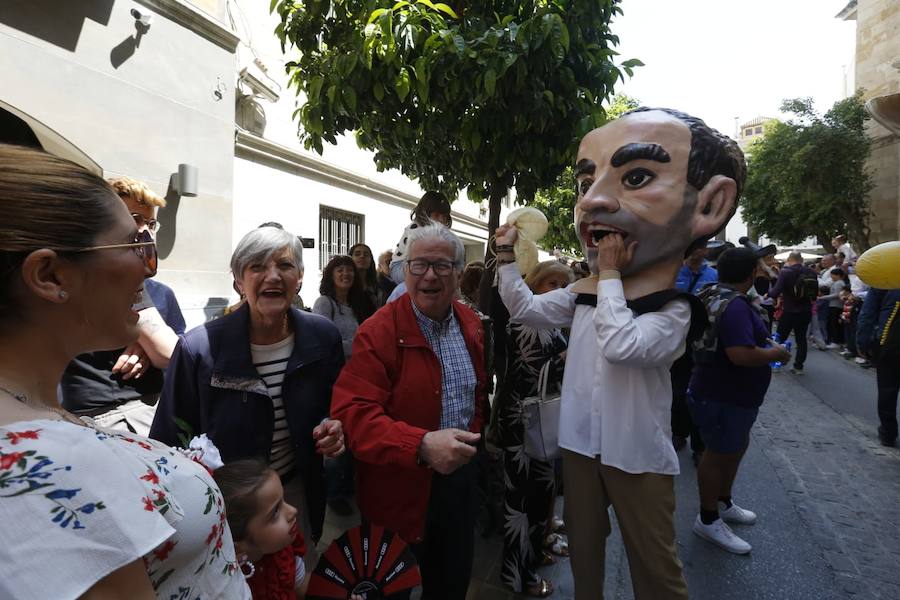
[328,497,355,516]
[878,427,898,447]
[673,435,687,451]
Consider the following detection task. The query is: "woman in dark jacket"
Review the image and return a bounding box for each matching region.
[150,226,346,556]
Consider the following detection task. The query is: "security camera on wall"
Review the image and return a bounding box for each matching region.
[130,8,154,27]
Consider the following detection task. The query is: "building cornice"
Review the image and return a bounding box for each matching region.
[136,0,240,52]
[234,129,489,231]
[835,0,857,20]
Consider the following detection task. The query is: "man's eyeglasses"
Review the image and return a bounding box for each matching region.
[61,230,158,277]
[406,259,455,276]
[131,213,160,234]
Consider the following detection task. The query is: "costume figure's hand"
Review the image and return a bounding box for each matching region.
[112,343,150,380]
[313,419,345,457]
[495,224,518,247]
[595,233,637,272]
[419,429,480,475]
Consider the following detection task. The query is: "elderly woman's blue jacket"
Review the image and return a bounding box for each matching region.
[149,302,344,539]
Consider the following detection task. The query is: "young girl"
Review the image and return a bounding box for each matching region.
[214,459,309,600]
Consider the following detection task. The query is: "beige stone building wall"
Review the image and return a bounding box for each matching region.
[850,0,900,245]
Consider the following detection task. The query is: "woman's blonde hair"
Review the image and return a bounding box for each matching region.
[108,176,166,208]
[0,144,119,328]
[523,260,573,293]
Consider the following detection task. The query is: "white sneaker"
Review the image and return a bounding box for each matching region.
[718,501,757,525]
[826,343,840,349]
[854,357,868,364]
[693,516,752,554]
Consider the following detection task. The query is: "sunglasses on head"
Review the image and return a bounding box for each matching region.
[63,229,158,277]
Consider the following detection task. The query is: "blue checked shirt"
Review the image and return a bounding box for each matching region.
[411,302,477,430]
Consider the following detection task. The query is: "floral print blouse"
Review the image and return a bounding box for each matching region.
[0,419,250,599]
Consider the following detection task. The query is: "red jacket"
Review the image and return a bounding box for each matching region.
[331,294,486,543]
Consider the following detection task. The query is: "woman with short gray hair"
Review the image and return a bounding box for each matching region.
[151,226,347,564]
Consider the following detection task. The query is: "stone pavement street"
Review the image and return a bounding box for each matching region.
[465,349,900,599]
[320,349,900,600]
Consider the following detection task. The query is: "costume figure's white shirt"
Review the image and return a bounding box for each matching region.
[499,263,690,475]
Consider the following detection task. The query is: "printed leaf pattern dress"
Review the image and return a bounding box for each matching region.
[493,322,567,592]
[0,419,250,600]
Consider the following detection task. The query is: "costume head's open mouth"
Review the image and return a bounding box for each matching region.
[580,222,629,248]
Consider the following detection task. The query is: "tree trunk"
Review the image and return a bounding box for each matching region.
[477,184,509,395]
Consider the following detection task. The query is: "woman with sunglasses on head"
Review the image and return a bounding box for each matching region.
[150,226,347,572]
[0,144,250,599]
[60,176,185,436]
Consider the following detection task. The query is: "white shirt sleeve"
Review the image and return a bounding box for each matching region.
[498,263,576,329]
[594,277,691,367]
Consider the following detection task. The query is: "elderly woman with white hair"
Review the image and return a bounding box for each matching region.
[150,226,346,561]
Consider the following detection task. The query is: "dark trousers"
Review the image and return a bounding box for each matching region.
[776,311,811,369]
[398,461,477,600]
[827,307,845,344]
[670,352,704,453]
[324,448,355,500]
[876,345,900,439]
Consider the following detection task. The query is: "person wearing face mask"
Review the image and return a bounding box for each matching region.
[491,260,572,597]
[60,177,184,435]
[0,145,250,599]
[496,108,744,600]
[150,226,347,569]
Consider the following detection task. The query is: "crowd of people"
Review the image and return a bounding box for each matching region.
[1,104,898,600]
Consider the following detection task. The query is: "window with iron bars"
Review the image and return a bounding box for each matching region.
[319,206,364,269]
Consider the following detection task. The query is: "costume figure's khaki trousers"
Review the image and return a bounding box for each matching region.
[562,450,689,600]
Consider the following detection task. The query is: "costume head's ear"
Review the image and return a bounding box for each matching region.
[691,174,737,240]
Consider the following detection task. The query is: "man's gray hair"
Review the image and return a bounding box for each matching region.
[788,251,803,263]
[405,222,466,270]
[231,226,304,277]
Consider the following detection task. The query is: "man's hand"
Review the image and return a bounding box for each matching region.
[595,233,637,272]
[112,343,151,380]
[768,342,792,364]
[494,224,518,248]
[313,419,345,458]
[419,429,480,475]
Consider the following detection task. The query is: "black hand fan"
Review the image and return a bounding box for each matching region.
[306,521,421,600]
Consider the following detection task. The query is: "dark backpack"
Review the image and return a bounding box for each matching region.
[793,268,819,302]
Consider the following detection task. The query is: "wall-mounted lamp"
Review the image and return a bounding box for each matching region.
[173,163,199,197]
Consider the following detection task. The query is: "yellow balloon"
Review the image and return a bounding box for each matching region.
[855,241,900,289]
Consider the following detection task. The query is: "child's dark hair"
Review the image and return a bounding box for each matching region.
[716,247,758,284]
[212,458,275,542]
[411,191,452,227]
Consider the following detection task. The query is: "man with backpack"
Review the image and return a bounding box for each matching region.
[767,251,818,374]
[689,248,792,553]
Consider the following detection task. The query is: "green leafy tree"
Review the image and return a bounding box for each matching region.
[741,91,874,250]
[530,93,639,256]
[273,0,637,280]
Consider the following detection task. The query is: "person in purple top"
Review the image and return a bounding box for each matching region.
[688,248,791,554]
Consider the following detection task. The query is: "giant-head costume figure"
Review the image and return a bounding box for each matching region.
[573,107,745,294]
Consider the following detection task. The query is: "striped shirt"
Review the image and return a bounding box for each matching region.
[251,335,295,477]
[411,302,477,430]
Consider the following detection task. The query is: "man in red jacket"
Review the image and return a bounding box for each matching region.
[331,223,486,600]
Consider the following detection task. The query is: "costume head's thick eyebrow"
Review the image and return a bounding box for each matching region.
[574,158,596,178]
[609,143,671,168]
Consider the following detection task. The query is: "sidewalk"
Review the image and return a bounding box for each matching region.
[319,371,900,599]
[468,372,900,599]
